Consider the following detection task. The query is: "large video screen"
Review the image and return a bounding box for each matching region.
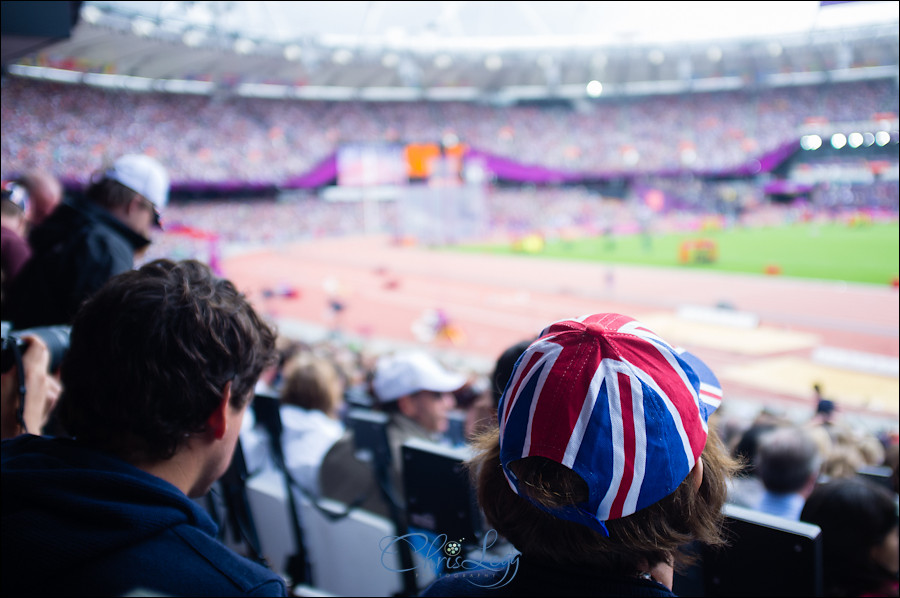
[336,142,408,187]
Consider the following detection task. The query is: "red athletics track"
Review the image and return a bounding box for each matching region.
[222,234,900,429]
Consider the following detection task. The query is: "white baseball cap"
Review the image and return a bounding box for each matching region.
[372,352,467,403]
[104,154,170,210]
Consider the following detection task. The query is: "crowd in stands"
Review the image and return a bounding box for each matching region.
[2,76,897,185]
[2,74,899,597]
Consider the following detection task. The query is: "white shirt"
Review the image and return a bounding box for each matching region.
[280,404,345,497]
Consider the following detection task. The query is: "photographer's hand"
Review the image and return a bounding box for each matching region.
[0,335,61,439]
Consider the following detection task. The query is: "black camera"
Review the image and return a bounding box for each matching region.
[0,323,71,374]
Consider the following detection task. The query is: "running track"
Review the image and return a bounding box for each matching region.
[222,235,899,428]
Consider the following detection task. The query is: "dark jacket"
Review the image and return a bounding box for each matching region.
[6,198,150,329]
[1,434,287,597]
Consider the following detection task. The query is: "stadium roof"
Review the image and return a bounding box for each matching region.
[81,1,900,47]
[3,1,898,102]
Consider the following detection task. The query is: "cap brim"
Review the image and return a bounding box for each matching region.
[421,371,467,394]
[677,348,722,416]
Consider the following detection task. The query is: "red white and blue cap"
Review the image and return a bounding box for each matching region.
[497,313,722,536]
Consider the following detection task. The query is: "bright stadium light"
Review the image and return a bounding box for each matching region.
[830,133,847,149]
[847,132,864,148]
[800,134,822,150]
[622,147,639,166]
[283,44,302,61]
[434,54,453,68]
[586,80,603,97]
[332,49,353,64]
[485,55,503,70]
[875,131,891,146]
[234,38,255,54]
[81,4,102,24]
[131,17,155,37]
[183,30,205,47]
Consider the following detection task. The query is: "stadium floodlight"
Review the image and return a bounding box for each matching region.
[131,17,155,37]
[283,44,302,61]
[332,49,353,64]
[81,4,102,24]
[433,54,453,69]
[830,133,847,149]
[875,131,891,146]
[586,80,603,97]
[847,132,864,148]
[234,38,255,54]
[800,135,823,150]
[863,132,876,147]
[484,55,503,71]
[183,30,205,47]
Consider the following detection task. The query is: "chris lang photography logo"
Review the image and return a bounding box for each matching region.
[380,530,520,588]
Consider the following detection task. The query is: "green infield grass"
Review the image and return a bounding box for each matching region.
[452,221,900,285]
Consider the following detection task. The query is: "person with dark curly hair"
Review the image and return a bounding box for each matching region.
[1,259,286,597]
[801,477,899,597]
[421,313,737,597]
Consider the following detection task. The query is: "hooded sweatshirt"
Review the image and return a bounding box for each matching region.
[1,434,287,597]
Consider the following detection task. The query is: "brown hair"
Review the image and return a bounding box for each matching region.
[84,178,138,210]
[469,425,736,574]
[280,351,344,418]
[59,259,277,462]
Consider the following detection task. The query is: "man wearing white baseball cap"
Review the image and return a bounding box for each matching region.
[6,154,170,330]
[319,350,467,518]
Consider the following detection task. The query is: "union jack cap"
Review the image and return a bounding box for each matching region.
[497,313,722,536]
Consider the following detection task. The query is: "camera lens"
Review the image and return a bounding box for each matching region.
[9,326,72,373]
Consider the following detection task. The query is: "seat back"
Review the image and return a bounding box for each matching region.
[245,469,434,596]
[674,503,823,597]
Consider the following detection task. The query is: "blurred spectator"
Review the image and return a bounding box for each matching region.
[820,442,866,481]
[726,415,787,509]
[421,313,736,596]
[241,336,307,475]
[811,420,887,483]
[885,442,900,495]
[752,425,823,520]
[465,337,532,440]
[0,186,30,311]
[858,434,888,469]
[5,154,169,329]
[16,170,63,230]
[0,333,61,439]
[800,477,899,597]
[319,350,466,518]
[277,350,346,496]
[0,259,284,597]
[812,383,838,427]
